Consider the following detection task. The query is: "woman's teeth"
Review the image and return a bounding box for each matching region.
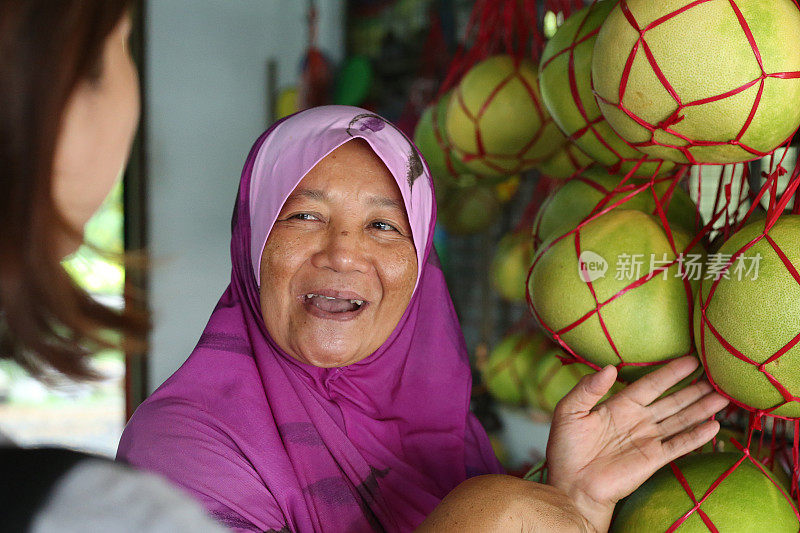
[304,294,364,310]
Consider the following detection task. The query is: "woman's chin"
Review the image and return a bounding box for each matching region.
[291,337,369,368]
[297,350,365,368]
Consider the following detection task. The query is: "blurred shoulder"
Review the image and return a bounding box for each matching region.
[1,447,227,533]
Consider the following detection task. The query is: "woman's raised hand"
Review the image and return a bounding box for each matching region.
[545,356,729,533]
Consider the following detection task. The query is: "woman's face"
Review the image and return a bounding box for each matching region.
[52,13,140,254]
[260,139,418,367]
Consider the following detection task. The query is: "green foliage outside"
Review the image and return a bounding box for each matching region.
[62,182,125,296]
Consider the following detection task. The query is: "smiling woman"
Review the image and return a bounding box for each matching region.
[118,105,728,533]
[118,105,506,532]
[260,139,417,368]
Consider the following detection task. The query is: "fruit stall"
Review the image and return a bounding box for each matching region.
[319,0,800,529]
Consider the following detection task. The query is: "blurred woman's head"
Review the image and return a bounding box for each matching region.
[0,1,146,378]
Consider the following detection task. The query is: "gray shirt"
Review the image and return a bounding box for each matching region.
[2,446,230,532]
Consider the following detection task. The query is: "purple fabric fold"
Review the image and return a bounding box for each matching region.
[117,105,503,533]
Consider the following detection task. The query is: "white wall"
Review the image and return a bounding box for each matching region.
[145,1,344,392]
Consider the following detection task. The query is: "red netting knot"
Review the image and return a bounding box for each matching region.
[752,412,764,431]
[657,109,685,130]
[555,352,573,365]
[761,164,788,182]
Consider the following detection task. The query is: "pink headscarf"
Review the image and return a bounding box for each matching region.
[117,106,503,533]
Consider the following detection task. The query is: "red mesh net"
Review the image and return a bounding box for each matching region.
[416,0,800,519]
[526,1,800,388]
[593,0,800,165]
[526,148,800,523]
[498,0,800,522]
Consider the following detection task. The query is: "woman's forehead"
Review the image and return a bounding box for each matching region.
[287,139,406,209]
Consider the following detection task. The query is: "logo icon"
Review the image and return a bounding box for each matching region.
[578,250,608,283]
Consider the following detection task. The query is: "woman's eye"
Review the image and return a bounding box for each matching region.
[290,213,319,221]
[371,221,397,232]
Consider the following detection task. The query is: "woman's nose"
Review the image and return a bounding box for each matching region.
[311,226,370,274]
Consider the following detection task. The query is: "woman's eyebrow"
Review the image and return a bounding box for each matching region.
[287,188,405,213]
[365,195,405,212]
[286,188,326,203]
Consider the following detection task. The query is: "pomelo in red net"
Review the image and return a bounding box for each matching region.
[612,452,798,532]
[437,177,500,235]
[534,141,593,179]
[413,92,472,188]
[592,0,800,164]
[528,350,622,413]
[491,232,534,302]
[695,215,800,417]
[539,1,675,177]
[482,331,551,406]
[446,55,565,177]
[529,209,701,382]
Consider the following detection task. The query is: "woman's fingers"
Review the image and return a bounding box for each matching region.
[662,420,722,462]
[554,365,618,418]
[617,356,700,407]
[657,392,729,440]
[648,380,713,423]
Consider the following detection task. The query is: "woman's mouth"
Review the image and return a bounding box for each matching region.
[301,293,368,321]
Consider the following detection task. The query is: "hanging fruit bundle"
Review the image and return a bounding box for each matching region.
[412,0,586,235]
[519,0,800,525]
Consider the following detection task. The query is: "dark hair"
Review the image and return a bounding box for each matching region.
[0,0,148,379]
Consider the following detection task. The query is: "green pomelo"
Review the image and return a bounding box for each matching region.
[446,55,566,177]
[593,0,800,164]
[438,181,500,235]
[694,428,792,488]
[491,232,535,302]
[535,142,594,179]
[532,168,697,250]
[484,331,552,405]
[695,215,800,417]
[529,351,701,413]
[529,210,701,382]
[612,452,798,532]
[414,93,472,188]
[529,350,623,413]
[540,1,675,177]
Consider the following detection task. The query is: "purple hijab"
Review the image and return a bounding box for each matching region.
[117,106,502,533]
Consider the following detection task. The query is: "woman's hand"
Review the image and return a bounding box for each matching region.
[545,356,729,533]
